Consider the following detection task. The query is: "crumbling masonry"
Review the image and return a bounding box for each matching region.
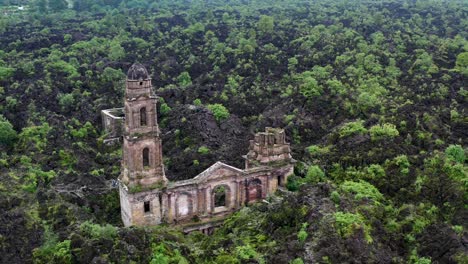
[104,63,295,233]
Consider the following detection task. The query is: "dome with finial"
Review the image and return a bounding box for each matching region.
[127,63,150,80]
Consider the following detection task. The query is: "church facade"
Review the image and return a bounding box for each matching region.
[116,63,295,232]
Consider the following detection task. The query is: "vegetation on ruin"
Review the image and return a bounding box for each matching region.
[0,0,466,263]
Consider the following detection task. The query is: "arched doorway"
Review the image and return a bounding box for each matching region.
[214,185,227,207]
[211,184,231,212]
[247,179,262,203]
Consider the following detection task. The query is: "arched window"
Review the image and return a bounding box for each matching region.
[142,148,150,167]
[140,107,147,126]
[144,201,150,213]
[214,185,226,207]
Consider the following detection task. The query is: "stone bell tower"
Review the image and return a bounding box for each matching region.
[119,63,168,227]
[120,63,167,188]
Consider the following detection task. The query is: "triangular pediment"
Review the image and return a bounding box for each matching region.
[193,161,243,182]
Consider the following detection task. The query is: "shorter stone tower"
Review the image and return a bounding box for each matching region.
[244,127,293,169]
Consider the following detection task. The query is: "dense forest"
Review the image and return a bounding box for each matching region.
[0,0,467,263]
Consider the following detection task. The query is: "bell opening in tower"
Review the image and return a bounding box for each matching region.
[140,107,147,126]
[143,148,150,167]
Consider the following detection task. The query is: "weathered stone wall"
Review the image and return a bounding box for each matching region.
[120,161,294,228]
[119,183,132,227]
[119,183,164,226]
[121,137,165,187]
[101,108,124,140]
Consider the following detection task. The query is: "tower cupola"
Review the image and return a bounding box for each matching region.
[127,63,150,80]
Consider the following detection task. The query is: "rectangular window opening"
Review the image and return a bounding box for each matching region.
[144,201,150,213]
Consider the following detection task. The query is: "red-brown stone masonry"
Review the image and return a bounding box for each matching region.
[119,66,295,229]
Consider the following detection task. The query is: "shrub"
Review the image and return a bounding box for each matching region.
[0,115,17,146]
[339,180,383,203]
[445,144,465,163]
[33,239,72,264]
[366,164,386,180]
[369,123,399,141]
[452,225,463,235]
[286,175,302,191]
[177,71,192,87]
[22,165,57,192]
[330,191,341,204]
[207,104,230,122]
[198,146,210,154]
[297,222,308,242]
[235,244,262,262]
[80,221,117,240]
[306,145,330,156]
[334,212,372,243]
[57,93,75,111]
[18,122,51,152]
[394,155,410,174]
[305,165,325,184]
[193,98,202,106]
[455,51,468,76]
[339,120,367,138]
[299,76,322,98]
[150,243,189,264]
[160,102,172,115]
[59,150,77,169]
[290,258,304,264]
[0,66,14,81]
[408,248,432,264]
[69,121,95,139]
[215,254,240,264]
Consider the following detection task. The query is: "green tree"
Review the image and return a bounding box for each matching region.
[0,115,17,147]
[305,165,325,184]
[207,104,230,122]
[369,123,399,141]
[57,93,75,112]
[102,67,125,83]
[299,76,322,99]
[257,15,274,36]
[177,71,192,87]
[455,52,468,76]
[339,180,383,203]
[334,212,372,243]
[0,66,14,81]
[33,240,72,264]
[108,41,125,61]
[339,120,367,138]
[445,145,465,163]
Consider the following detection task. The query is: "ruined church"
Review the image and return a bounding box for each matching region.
[104,63,295,233]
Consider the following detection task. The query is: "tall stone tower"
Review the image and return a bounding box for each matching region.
[119,63,167,226]
[120,63,167,188]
